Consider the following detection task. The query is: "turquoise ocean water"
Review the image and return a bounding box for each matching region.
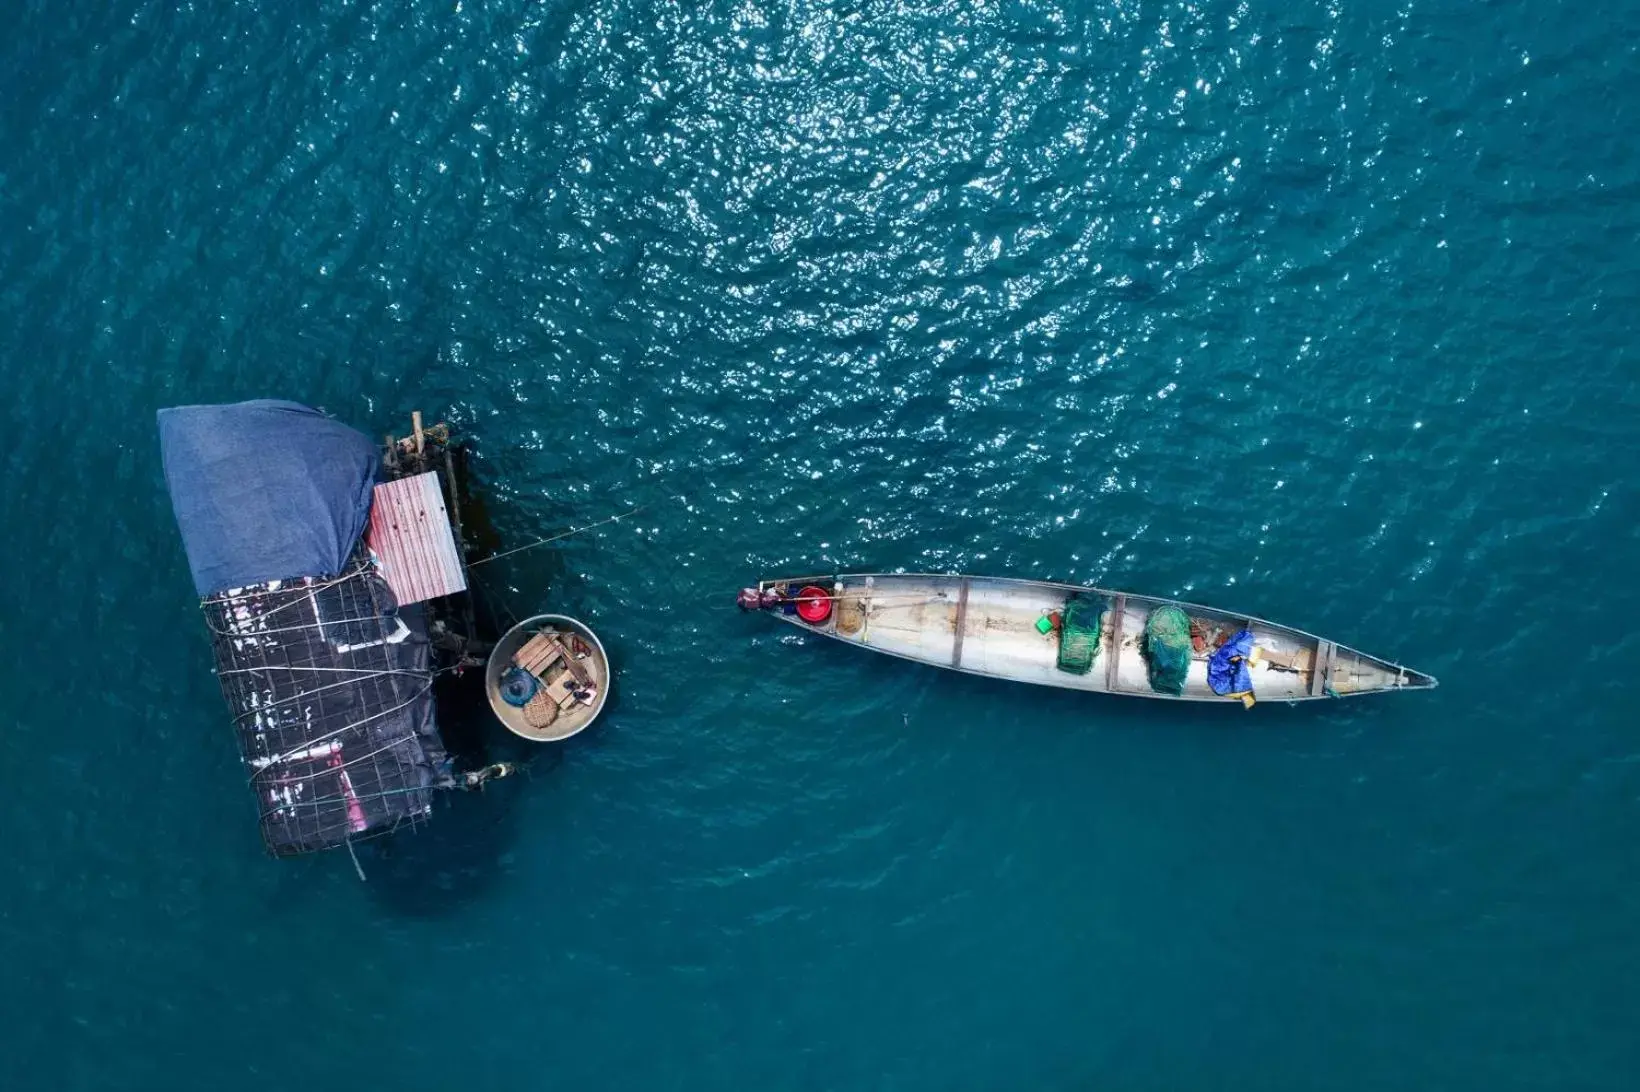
[3,1,1638,1088]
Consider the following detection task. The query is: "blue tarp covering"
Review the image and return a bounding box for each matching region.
[1208,628,1256,696]
[158,400,380,596]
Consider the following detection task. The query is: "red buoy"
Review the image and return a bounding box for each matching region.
[796,585,833,625]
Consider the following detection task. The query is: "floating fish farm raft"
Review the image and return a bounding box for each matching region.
[159,400,492,856]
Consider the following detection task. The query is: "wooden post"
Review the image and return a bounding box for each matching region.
[411,411,425,456]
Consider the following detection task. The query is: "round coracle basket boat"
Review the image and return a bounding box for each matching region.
[485,614,610,741]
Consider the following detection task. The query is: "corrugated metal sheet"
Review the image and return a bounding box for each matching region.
[367,471,467,606]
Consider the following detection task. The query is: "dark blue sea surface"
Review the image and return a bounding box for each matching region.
[3,1,1638,1088]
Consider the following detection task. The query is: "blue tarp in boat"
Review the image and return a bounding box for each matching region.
[1208,628,1256,696]
[158,400,380,597]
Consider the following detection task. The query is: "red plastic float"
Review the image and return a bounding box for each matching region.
[795,585,833,624]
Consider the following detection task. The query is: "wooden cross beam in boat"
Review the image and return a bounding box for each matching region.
[951,578,971,667]
[1105,595,1126,692]
[1310,640,1336,696]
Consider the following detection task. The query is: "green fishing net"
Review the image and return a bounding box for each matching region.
[1056,596,1105,675]
[1144,604,1193,695]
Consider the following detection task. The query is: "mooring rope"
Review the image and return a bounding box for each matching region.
[467,503,649,568]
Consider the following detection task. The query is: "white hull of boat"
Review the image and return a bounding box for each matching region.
[756,573,1437,704]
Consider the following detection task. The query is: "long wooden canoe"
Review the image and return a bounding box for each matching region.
[749,573,1437,704]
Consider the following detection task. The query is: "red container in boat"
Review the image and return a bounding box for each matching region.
[796,585,833,624]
